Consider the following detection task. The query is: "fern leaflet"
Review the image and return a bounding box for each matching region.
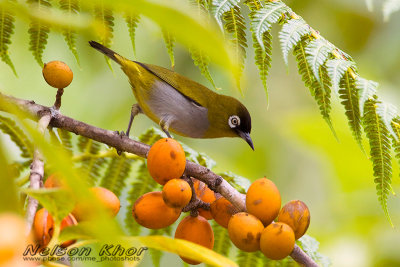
[190,47,217,89]
[211,222,231,256]
[94,3,114,68]
[210,0,240,28]
[100,154,134,197]
[125,13,140,57]
[376,102,398,140]
[326,58,355,94]
[252,31,272,104]
[279,18,310,66]
[305,38,334,83]
[59,0,80,64]
[339,71,363,150]
[57,128,73,154]
[250,1,287,52]
[355,77,378,115]
[162,29,175,69]
[0,3,16,75]
[0,115,33,158]
[77,136,106,185]
[236,250,263,267]
[27,0,51,67]
[363,99,392,225]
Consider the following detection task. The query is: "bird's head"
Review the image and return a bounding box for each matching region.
[207,95,254,150]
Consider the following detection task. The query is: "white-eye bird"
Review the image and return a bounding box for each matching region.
[89,41,254,150]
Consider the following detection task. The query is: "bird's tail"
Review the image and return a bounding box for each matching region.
[89,41,121,64]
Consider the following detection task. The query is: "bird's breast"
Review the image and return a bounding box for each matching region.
[141,80,210,138]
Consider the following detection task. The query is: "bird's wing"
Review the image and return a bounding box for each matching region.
[134,61,216,108]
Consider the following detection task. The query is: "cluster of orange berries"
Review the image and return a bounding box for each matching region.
[132,138,311,264]
[32,174,121,248]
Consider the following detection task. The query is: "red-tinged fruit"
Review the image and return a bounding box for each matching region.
[210,197,238,228]
[277,200,310,239]
[193,179,216,220]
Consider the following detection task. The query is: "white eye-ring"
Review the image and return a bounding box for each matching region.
[228,115,240,128]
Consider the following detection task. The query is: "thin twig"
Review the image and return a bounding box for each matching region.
[0,92,318,267]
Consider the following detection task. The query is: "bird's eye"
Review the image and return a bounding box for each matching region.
[228,115,240,128]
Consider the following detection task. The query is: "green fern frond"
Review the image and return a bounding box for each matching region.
[59,0,80,64]
[210,0,240,28]
[94,3,114,68]
[391,117,400,182]
[149,226,172,267]
[363,99,392,225]
[263,257,297,266]
[0,4,16,75]
[252,31,272,104]
[244,0,263,12]
[0,115,33,158]
[236,250,263,267]
[125,13,140,57]
[100,155,134,197]
[190,47,217,89]
[355,77,378,115]
[138,127,166,145]
[294,38,316,91]
[125,162,160,235]
[326,58,355,94]
[279,18,310,66]
[383,0,400,21]
[339,72,363,150]
[223,6,247,88]
[250,1,287,52]
[57,128,73,154]
[312,65,336,138]
[212,222,231,256]
[376,102,398,140]
[305,38,334,83]
[77,136,106,185]
[27,0,51,67]
[162,29,175,69]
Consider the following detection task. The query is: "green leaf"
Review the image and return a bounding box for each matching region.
[162,29,175,69]
[279,18,310,66]
[125,162,159,235]
[219,171,250,193]
[94,2,114,68]
[57,128,73,154]
[236,250,263,267]
[100,154,135,197]
[223,6,247,89]
[210,0,240,28]
[0,3,16,75]
[250,1,287,52]
[125,12,140,57]
[297,235,332,267]
[23,188,75,223]
[326,58,355,94]
[305,38,334,83]
[363,99,393,225]
[138,127,166,145]
[339,71,363,150]
[356,77,378,115]
[133,235,238,267]
[77,136,107,185]
[252,31,272,104]
[27,0,51,67]
[0,115,33,158]
[376,102,398,141]
[190,47,217,89]
[59,0,80,65]
[211,221,231,257]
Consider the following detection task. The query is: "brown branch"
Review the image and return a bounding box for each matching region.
[0,92,319,267]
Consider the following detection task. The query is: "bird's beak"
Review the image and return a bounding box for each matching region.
[238,131,254,150]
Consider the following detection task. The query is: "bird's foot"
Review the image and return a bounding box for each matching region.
[114,130,128,155]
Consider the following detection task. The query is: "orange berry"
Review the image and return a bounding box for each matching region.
[260,222,295,260]
[44,173,64,188]
[246,178,281,225]
[72,187,120,221]
[174,215,214,265]
[162,179,192,209]
[227,212,264,252]
[0,213,31,264]
[277,200,310,239]
[210,197,238,228]
[193,179,216,220]
[147,138,186,185]
[33,208,53,247]
[42,61,73,89]
[59,214,78,247]
[133,191,181,229]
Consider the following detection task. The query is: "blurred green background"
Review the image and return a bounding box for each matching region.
[1,0,400,266]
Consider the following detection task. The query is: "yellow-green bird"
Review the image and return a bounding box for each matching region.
[89,41,254,150]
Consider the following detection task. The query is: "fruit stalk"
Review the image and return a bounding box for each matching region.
[0,92,318,267]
